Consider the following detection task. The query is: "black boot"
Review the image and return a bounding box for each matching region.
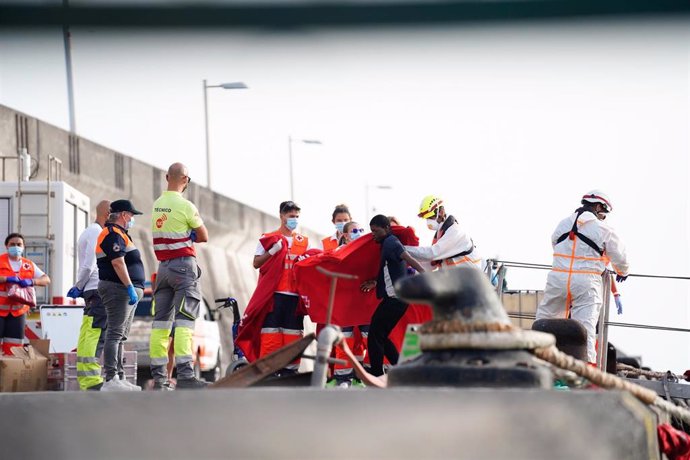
[152,380,175,391]
[175,377,208,390]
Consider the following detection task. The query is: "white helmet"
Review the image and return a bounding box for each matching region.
[582,190,612,212]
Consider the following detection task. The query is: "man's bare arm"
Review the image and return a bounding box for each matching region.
[401,251,425,274]
[193,224,209,243]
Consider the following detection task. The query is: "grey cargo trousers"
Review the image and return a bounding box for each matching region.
[149,256,202,382]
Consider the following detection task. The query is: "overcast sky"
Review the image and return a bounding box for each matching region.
[1,18,689,371]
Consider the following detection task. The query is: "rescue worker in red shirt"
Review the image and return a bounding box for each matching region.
[321,204,351,251]
[253,200,311,373]
[0,233,51,355]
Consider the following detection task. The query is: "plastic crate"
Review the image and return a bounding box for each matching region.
[47,351,137,391]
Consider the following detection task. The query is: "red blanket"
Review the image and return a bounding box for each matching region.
[294,226,433,341]
[658,423,690,460]
[235,234,286,362]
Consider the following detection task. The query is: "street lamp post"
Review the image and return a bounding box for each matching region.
[288,136,322,201]
[365,183,393,222]
[203,79,248,190]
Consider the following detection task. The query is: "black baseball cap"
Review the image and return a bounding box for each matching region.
[110,199,143,215]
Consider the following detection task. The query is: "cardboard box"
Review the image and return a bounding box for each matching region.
[0,339,49,392]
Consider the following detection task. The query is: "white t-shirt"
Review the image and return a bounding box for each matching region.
[9,259,44,278]
[75,222,102,291]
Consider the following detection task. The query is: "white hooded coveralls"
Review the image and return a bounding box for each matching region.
[536,209,629,363]
[405,216,483,270]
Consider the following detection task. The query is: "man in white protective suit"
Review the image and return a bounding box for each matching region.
[404,195,483,271]
[536,190,630,364]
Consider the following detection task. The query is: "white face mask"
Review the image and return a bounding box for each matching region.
[426,218,440,231]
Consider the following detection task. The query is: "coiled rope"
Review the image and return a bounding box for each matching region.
[534,345,690,425]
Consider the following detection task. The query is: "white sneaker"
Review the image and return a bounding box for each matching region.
[118,376,142,391]
[101,376,131,392]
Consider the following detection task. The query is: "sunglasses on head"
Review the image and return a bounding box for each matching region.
[351,228,365,234]
[280,201,300,213]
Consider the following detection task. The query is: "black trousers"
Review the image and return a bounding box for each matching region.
[368,297,408,377]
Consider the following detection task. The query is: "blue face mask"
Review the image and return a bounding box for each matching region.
[349,232,361,241]
[286,217,298,231]
[335,222,345,233]
[8,246,23,257]
[126,217,135,230]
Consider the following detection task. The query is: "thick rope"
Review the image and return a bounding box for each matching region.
[617,363,681,381]
[420,330,555,351]
[534,345,690,425]
[420,320,514,335]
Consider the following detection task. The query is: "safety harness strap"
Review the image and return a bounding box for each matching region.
[555,208,604,257]
[431,216,474,265]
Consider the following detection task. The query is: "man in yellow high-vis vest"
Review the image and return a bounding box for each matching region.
[149,163,208,390]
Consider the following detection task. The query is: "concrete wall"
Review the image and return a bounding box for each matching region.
[0,103,321,365]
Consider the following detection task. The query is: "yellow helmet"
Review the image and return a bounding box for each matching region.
[418,195,443,219]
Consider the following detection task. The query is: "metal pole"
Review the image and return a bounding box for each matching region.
[311,326,341,388]
[17,150,23,234]
[47,156,53,239]
[203,79,211,190]
[62,0,76,134]
[312,265,357,388]
[288,136,294,201]
[597,271,612,371]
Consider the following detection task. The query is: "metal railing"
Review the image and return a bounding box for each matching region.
[486,259,690,372]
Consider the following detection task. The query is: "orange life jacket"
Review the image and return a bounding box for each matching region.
[0,253,36,317]
[265,231,309,294]
[321,236,339,252]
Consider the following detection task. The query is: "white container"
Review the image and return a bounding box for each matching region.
[0,181,90,304]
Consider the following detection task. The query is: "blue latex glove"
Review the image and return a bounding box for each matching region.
[190,230,197,242]
[616,274,628,283]
[67,286,83,298]
[614,294,623,315]
[5,276,20,284]
[127,284,139,305]
[18,278,33,288]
